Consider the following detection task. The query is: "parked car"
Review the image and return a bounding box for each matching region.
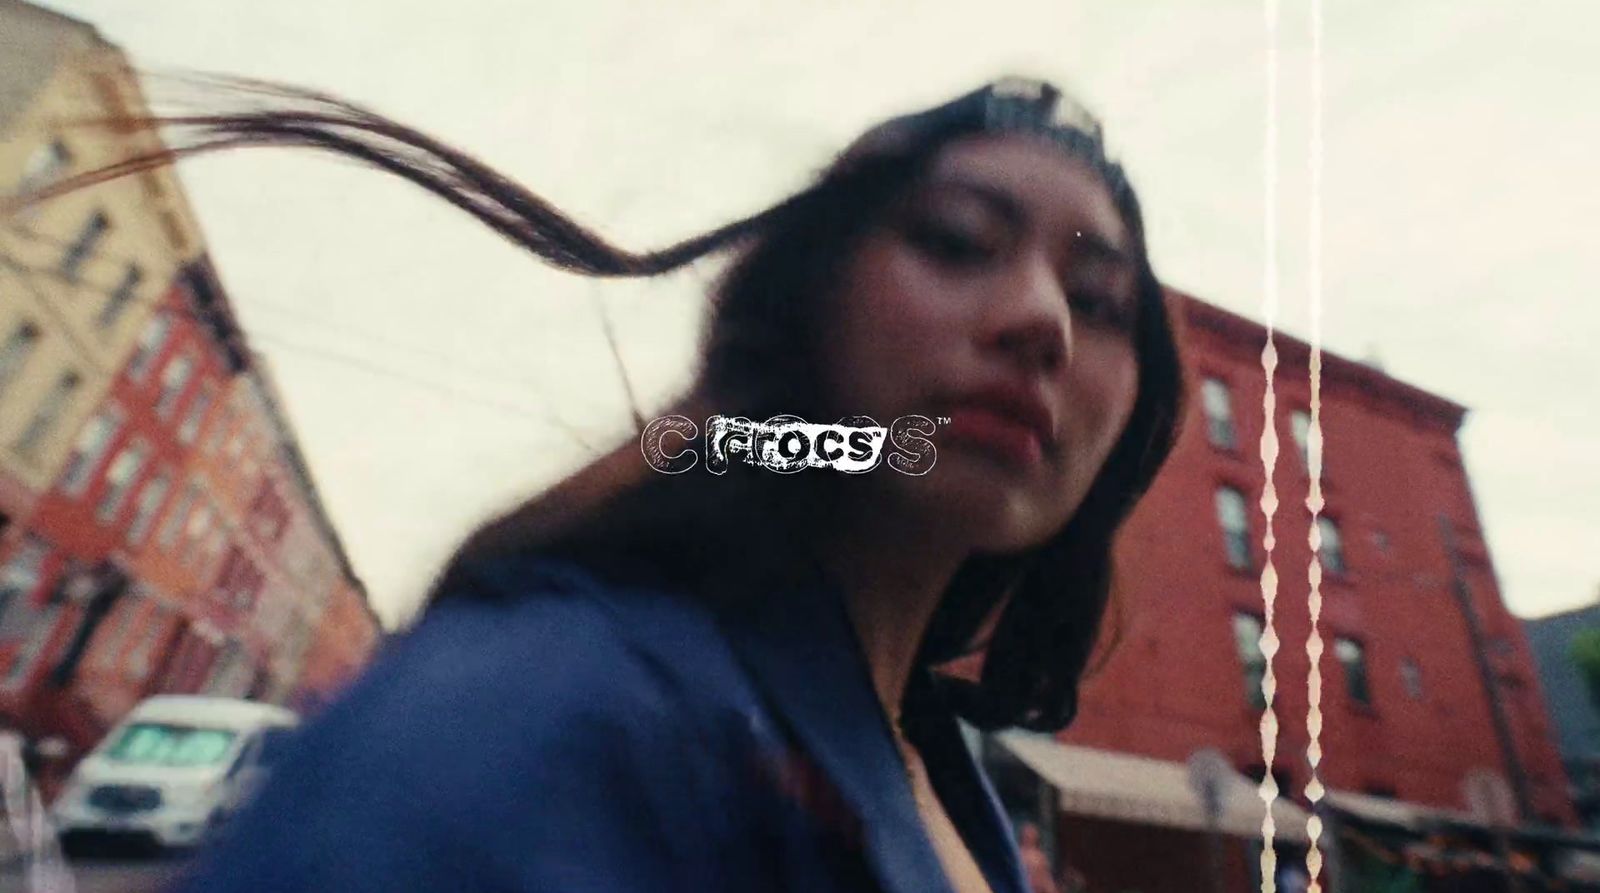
[49,695,298,851]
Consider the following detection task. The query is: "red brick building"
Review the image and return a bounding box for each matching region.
[0,5,381,803]
[0,258,380,796]
[0,267,239,743]
[991,290,1575,890]
[292,577,383,715]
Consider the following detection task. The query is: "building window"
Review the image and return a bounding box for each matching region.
[116,601,156,678]
[92,595,140,672]
[1317,516,1347,575]
[0,322,42,401]
[57,405,122,496]
[177,383,214,445]
[1400,657,1424,700]
[180,502,215,566]
[1,601,59,688]
[96,264,144,330]
[1214,486,1252,570]
[1336,637,1372,707]
[12,371,82,460]
[0,536,59,688]
[17,139,73,195]
[215,548,264,612]
[200,527,227,579]
[1232,612,1268,711]
[225,425,248,460]
[0,536,49,628]
[1201,378,1237,450]
[205,641,253,697]
[240,453,259,491]
[155,353,194,419]
[126,471,171,546]
[158,209,187,251]
[126,314,170,382]
[125,603,164,679]
[95,438,149,523]
[2,607,57,687]
[204,406,235,455]
[1290,409,1313,471]
[59,210,110,280]
[249,481,291,544]
[157,480,201,549]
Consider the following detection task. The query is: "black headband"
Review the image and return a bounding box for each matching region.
[840,77,1106,166]
[834,76,1135,217]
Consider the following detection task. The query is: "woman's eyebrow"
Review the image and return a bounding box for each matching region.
[922,176,1029,229]
[925,177,1134,268]
[1072,231,1134,270]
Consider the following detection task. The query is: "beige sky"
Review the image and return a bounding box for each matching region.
[34,0,1600,627]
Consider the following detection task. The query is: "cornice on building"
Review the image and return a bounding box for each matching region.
[1168,286,1469,435]
[240,350,368,606]
[160,252,365,614]
[177,256,250,373]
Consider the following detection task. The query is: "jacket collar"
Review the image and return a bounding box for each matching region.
[716,575,1028,893]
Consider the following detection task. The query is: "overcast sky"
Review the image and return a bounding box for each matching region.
[34,0,1599,627]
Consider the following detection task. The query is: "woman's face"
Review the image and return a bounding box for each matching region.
[821,134,1142,554]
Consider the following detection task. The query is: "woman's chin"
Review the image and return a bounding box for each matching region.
[967,517,1061,554]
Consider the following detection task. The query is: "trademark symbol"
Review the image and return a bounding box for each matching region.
[936,417,951,425]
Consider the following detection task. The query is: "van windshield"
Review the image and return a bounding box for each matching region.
[103,722,238,767]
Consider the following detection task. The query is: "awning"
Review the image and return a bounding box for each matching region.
[995,731,1311,843]
[1322,790,1453,832]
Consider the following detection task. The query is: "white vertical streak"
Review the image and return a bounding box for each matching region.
[1257,0,1283,890]
[1303,0,1329,889]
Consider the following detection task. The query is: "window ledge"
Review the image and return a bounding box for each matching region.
[1348,703,1380,721]
[1224,563,1262,581]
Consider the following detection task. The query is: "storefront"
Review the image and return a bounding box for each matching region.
[986,731,1314,893]
[1327,789,1600,892]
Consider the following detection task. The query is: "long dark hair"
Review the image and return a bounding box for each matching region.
[8,76,1185,732]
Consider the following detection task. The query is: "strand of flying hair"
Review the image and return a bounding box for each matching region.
[2,73,796,279]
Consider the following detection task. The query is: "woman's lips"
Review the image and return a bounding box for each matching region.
[945,407,1045,468]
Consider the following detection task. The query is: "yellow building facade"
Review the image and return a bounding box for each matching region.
[0,0,204,513]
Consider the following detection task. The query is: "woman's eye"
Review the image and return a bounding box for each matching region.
[906,220,997,267]
[1069,289,1137,331]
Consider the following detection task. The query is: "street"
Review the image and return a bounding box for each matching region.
[0,855,190,893]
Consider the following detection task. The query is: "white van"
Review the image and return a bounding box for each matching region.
[50,695,298,850]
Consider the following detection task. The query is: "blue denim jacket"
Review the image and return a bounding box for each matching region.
[172,556,1030,893]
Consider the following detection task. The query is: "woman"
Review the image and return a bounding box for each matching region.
[25,77,1183,892]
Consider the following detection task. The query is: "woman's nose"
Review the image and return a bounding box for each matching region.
[987,256,1072,374]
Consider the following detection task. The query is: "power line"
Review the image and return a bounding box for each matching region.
[0,233,605,452]
[0,242,108,374]
[11,219,576,402]
[4,221,610,449]
[243,296,579,407]
[5,221,643,417]
[12,220,566,385]
[241,329,604,450]
[4,221,182,298]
